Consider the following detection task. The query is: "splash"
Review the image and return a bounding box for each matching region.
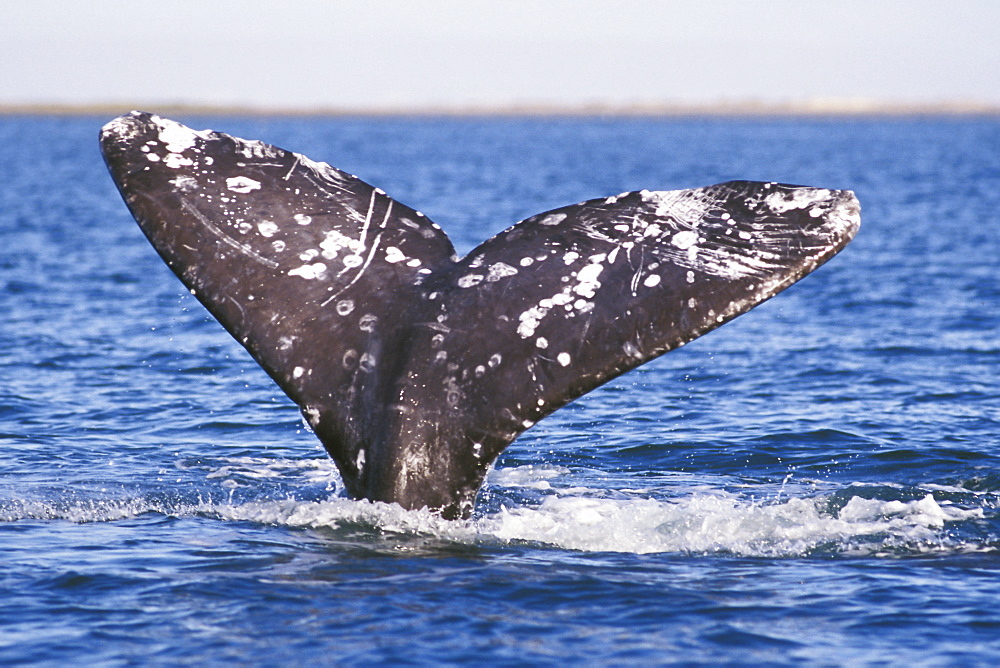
[0,461,986,557]
[474,488,982,556]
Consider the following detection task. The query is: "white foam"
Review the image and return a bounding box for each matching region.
[474,490,982,555]
[1,460,984,557]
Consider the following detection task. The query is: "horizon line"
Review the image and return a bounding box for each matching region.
[2,99,1000,118]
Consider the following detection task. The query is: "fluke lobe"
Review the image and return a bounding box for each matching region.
[100,112,860,519]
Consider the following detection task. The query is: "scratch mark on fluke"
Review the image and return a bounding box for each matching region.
[100,112,860,519]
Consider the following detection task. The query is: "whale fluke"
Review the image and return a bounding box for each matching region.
[100,112,860,519]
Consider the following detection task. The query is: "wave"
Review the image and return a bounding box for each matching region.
[1,460,991,558]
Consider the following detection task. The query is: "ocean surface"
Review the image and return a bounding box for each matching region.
[1,114,998,665]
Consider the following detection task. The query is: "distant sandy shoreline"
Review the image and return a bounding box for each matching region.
[2,101,999,117]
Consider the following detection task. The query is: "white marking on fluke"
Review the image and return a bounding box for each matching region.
[156,118,200,153]
[672,230,699,250]
[384,246,406,264]
[288,263,326,279]
[257,221,279,237]
[765,189,832,213]
[227,176,262,194]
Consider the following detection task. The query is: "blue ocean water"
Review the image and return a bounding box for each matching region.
[1,114,998,665]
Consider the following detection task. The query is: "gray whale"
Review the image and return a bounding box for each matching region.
[101,112,860,519]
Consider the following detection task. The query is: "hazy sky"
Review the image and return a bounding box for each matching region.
[3,0,998,110]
